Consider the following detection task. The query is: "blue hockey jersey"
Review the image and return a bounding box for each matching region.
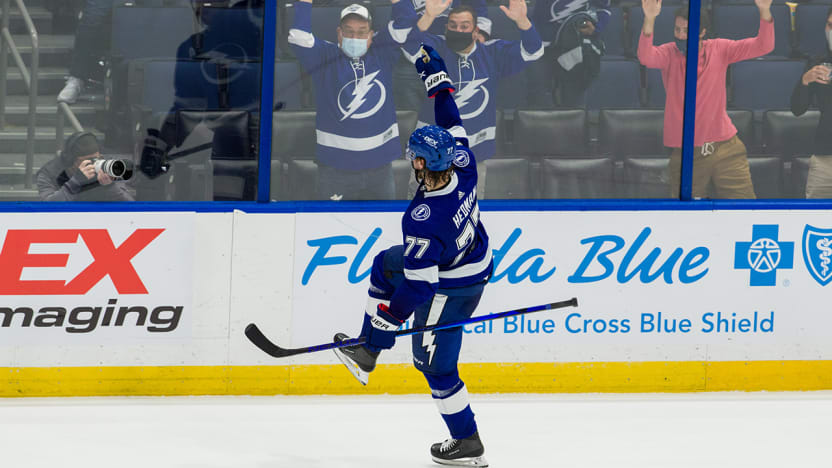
[288,1,413,170]
[402,23,543,160]
[389,91,492,320]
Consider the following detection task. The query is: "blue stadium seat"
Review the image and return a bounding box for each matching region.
[796,4,832,58]
[711,4,791,57]
[540,158,617,198]
[599,109,666,158]
[227,62,262,110]
[488,6,522,42]
[371,4,392,31]
[730,60,806,111]
[601,7,628,58]
[584,59,641,109]
[131,60,220,116]
[274,61,304,110]
[513,109,589,158]
[199,7,264,60]
[629,6,676,53]
[111,7,195,61]
[645,67,665,108]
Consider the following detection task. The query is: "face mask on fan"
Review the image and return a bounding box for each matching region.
[341,37,369,58]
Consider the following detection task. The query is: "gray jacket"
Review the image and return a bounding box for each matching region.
[36,157,135,201]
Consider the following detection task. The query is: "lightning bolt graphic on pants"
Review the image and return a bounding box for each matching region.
[423,294,448,367]
[341,70,380,121]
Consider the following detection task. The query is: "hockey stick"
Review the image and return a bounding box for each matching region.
[245,297,578,358]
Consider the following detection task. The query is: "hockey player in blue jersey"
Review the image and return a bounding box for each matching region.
[403,0,543,165]
[288,0,413,200]
[334,44,492,467]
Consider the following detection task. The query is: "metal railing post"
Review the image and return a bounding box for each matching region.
[16,0,38,188]
[0,0,11,130]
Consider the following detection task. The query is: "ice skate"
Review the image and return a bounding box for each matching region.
[332,333,379,386]
[430,431,488,467]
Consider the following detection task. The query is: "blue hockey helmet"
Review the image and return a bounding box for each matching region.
[406,125,455,172]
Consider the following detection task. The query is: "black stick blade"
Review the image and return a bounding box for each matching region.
[245,323,297,358]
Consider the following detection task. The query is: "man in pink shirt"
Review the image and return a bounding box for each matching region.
[638,0,774,199]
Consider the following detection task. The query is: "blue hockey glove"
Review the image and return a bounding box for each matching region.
[366,303,402,350]
[415,44,455,98]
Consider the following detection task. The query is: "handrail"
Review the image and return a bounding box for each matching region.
[0,0,39,188]
[56,101,84,154]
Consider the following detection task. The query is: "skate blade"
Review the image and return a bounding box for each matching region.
[333,348,369,386]
[431,456,488,467]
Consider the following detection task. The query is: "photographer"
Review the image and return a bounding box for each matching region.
[37,132,135,201]
[791,7,832,199]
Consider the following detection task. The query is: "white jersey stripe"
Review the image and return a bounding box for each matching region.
[404,265,439,284]
[439,246,492,279]
[288,29,315,48]
[316,123,398,152]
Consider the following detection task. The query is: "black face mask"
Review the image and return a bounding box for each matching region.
[675,38,687,54]
[445,30,474,53]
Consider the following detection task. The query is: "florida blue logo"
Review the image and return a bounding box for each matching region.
[411,204,431,221]
[802,225,832,286]
[734,225,794,286]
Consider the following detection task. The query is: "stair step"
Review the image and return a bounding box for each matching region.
[3,66,68,95]
[5,34,74,67]
[0,6,53,34]
[0,126,105,153]
[2,94,102,126]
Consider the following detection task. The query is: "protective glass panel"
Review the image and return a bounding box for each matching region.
[692,1,805,200]
[0,0,264,202]
[273,0,685,201]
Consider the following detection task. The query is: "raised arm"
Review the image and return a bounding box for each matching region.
[722,0,774,63]
[493,0,543,76]
[418,0,452,32]
[637,0,673,69]
[287,0,336,72]
[415,44,467,138]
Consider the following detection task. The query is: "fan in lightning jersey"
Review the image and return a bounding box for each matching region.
[411,0,491,39]
[333,45,490,467]
[402,0,542,161]
[288,1,413,200]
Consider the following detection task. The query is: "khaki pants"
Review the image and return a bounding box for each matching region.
[669,135,756,199]
[806,155,832,199]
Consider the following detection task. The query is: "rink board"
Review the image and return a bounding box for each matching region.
[1,210,832,396]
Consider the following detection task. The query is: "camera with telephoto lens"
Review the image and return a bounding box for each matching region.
[92,158,134,180]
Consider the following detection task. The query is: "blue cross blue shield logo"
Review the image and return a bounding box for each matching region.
[802,225,832,286]
[734,225,794,286]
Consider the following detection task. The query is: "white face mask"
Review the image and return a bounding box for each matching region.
[827,29,832,52]
[341,37,369,59]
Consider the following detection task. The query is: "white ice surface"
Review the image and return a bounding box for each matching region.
[1,392,830,468]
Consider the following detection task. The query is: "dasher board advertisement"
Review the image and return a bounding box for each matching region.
[292,211,832,363]
[0,212,195,344]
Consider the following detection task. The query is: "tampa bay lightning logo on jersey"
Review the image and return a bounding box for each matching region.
[337,70,387,121]
[549,0,590,22]
[803,225,832,286]
[411,204,431,221]
[453,150,470,168]
[452,58,489,121]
